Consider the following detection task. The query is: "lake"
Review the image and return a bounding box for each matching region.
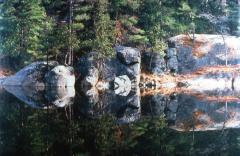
[1,85,240,156]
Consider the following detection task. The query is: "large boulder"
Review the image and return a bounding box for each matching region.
[45,65,75,87]
[168,34,240,73]
[116,46,141,65]
[3,61,75,87]
[142,52,166,75]
[115,46,141,85]
[166,48,178,73]
[78,46,141,91]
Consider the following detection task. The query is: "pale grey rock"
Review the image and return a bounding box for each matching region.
[45,65,75,87]
[2,61,75,87]
[168,34,240,73]
[114,75,131,96]
[79,46,141,90]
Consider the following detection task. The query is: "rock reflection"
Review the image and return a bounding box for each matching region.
[3,85,75,108]
[80,87,141,124]
[141,90,240,132]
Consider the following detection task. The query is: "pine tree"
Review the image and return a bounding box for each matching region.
[43,0,93,64]
[94,0,115,58]
[0,0,19,56]
[0,0,48,64]
[111,0,149,47]
[140,0,167,54]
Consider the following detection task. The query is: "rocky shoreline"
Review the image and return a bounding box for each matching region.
[1,34,240,127]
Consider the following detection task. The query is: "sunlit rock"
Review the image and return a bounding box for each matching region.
[168,34,240,73]
[114,75,131,96]
[2,61,75,87]
[45,65,75,87]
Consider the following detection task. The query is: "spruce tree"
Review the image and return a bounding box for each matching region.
[0,0,48,64]
[43,0,93,64]
[94,0,115,58]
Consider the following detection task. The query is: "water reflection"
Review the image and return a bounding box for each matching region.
[2,85,240,155]
[3,86,75,108]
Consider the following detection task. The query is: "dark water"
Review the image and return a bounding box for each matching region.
[1,85,240,156]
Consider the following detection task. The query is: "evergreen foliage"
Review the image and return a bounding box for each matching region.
[0,0,234,64]
[0,0,48,64]
[94,0,115,58]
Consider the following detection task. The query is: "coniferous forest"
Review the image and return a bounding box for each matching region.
[0,0,235,67]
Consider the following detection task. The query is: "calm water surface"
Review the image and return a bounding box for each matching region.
[1,85,240,156]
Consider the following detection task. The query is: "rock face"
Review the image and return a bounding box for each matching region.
[79,46,141,96]
[166,48,178,73]
[3,61,75,87]
[116,46,141,65]
[141,52,166,75]
[168,34,240,74]
[45,65,75,87]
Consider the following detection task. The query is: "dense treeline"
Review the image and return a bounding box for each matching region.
[0,0,236,66]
